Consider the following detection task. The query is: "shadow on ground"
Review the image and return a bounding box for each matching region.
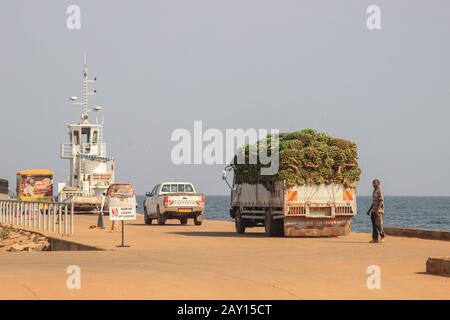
[166,231,267,238]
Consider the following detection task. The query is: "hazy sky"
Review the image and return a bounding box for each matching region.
[1,0,450,196]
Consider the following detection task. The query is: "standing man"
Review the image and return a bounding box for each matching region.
[367,179,386,243]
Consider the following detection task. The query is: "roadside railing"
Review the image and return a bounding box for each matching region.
[0,200,74,236]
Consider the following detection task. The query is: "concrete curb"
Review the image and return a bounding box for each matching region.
[426,257,450,277]
[384,227,450,241]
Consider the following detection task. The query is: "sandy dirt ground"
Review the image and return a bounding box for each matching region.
[0,215,449,300]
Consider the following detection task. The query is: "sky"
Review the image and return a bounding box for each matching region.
[1,0,450,196]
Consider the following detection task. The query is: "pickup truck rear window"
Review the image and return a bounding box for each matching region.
[160,184,194,193]
[161,185,171,193]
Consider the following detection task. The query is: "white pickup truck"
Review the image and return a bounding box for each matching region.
[143,182,205,226]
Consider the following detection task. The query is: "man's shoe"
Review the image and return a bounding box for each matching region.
[379,237,385,243]
[369,239,379,243]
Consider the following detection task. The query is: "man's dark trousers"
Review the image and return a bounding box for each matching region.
[371,212,385,240]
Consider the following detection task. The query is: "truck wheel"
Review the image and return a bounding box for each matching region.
[235,210,246,234]
[180,217,188,225]
[274,219,285,237]
[144,208,153,225]
[194,216,202,226]
[157,207,166,225]
[264,210,276,237]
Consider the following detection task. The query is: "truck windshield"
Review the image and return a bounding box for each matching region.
[107,184,135,198]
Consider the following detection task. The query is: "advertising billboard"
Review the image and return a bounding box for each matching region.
[16,170,54,201]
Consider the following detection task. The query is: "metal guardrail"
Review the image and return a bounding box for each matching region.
[0,200,74,236]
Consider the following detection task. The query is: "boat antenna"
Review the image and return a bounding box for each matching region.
[70,53,101,123]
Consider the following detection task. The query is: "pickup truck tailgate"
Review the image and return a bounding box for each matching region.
[165,195,205,209]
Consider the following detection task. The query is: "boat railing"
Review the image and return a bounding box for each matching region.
[61,143,107,158]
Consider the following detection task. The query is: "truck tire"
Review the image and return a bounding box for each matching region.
[144,207,153,225]
[157,207,166,225]
[180,217,188,225]
[274,218,285,237]
[264,210,276,237]
[235,210,246,234]
[194,216,202,226]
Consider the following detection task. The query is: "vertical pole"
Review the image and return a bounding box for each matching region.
[58,205,62,234]
[47,205,50,231]
[64,205,68,235]
[33,203,36,229]
[19,202,23,226]
[122,220,124,246]
[26,203,28,228]
[70,202,74,235]
[53,204,57,232]
[38,204,41,230]
[43,205,46,231]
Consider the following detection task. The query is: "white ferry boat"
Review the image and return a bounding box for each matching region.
[57,57,115,213]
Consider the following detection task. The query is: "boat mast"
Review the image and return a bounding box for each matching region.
[72,53,98,123]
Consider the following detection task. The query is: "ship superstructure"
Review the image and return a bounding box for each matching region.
[58,57,115,213]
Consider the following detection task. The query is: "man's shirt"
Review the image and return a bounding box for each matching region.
[372,187,384,213]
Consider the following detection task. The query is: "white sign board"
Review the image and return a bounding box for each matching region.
[109,206,136,221]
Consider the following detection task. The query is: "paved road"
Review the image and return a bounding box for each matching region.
[0,215,449,299]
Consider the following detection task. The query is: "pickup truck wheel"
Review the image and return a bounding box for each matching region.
[235,210,246,234]
[265,210,276,237]
[157,207,166,225]
[194,216,202,226]
[144,208,153,225]
[180,217,188,225]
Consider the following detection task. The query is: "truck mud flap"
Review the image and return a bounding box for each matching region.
[284,216,352,237]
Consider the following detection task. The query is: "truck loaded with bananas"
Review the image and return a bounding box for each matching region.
[223,129,361,237]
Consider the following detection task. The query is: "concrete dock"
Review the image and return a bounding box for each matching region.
[0,215,449,299]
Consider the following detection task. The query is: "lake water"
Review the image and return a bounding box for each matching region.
[136,195,450,232]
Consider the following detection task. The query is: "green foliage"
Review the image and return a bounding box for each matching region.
[231,129,361,187]
[0,228,10,238]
